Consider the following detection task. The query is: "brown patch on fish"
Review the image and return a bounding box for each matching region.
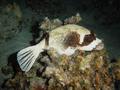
[64,31,80,47]
[81,31,96,46]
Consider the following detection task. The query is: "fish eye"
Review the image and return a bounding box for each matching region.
[81,33,96,46]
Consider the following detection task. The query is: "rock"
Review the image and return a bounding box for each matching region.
[40,17,62,30]
[43,49,114,90]
[1,65,13,75]
[64,13,82,25]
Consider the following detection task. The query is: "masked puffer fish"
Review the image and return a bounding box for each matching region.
[17,24,104,72]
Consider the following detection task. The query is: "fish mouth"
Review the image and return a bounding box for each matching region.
[95,42,104,50]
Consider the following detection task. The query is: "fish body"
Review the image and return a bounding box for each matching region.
[17,24,104,72]
[45,24,103,55]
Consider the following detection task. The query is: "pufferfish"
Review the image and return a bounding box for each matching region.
[17,24,104,72]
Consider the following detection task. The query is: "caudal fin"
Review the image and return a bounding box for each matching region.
[17,40,46,72]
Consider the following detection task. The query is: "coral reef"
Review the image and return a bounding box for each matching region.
[1,48,115,90]
[110,58,120,90]
[40,17,63,31]
[44,49,114,90]
[111,59,120,81]
[3,72,29,90]
[1,15,116,90]
[1,65,13,76]
[64,13,81,25]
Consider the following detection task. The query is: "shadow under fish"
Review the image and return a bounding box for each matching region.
[7,51,23,74]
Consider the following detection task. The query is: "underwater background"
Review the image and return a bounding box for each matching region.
[0,0,120,90]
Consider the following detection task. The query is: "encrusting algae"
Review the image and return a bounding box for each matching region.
[44,49,114,90]
[1,49,115,90]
